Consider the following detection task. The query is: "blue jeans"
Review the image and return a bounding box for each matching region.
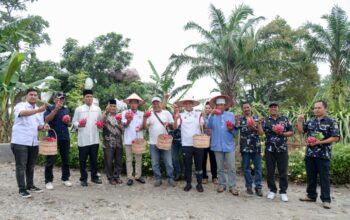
[150,144,174,181]
[241,152,262,189]
[214,151,236,189]
[171,141,182,177]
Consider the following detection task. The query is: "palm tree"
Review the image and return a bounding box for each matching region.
[169,4,290,100]
[304,5,350,109]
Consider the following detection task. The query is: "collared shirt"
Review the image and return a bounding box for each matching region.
[263,115,292,153]
[11,102,45,146]
[44,105,70,141]
[180,110,204,146]
[206,111,237,152]
[122,109,144,145]
[303,116,340,160]
[236,115,261,153]
[72,104,102,147]
[146,110,174,145]
[102,113,123,148]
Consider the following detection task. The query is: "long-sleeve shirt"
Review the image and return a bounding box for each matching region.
[206,111,237,152]
[122,109,144,145]
[72,104,102,147]
[11,102,45,146]
[44,104,70,141]
[102,113,123,148]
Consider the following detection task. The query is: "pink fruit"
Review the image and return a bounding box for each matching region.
[226,120,232,127]
[307,136,317,145]
[46,137,56,142]
[79,118,87,127]
[95,120,104,129]
[62,115,71,124]
[247,117,255,127]
[273,124,284,133]
[214,109,222,115]
[144,111,151,118]
[125,111,134,120]
[115,114,122,121]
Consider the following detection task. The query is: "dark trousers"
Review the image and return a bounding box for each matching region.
[182,146,204,185]
[202,147,217,179]
[78,144,99,182]
[11,144,39,191]
[45,140,70,183]
[103,147,122,181]
[305,156,331,202]
[265,151,288,194]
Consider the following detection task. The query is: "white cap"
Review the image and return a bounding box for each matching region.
[151,97,162,103]
[216,98,226,105]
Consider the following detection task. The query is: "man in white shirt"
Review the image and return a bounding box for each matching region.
[174,97,205,192]
[72,89,102,186]
[11,88,49,198]
[122,93,146,186]
[143,97,176,187]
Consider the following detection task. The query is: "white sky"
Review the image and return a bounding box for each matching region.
[26,0,350,100]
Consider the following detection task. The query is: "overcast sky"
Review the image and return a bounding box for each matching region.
[26,0,350,100]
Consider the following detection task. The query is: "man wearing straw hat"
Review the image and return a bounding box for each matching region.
[122,93,146,186]
[72,89,103,187]
[11,88,50,198]
[206,95,239,195]
[43,92,72,190]
[174,96,205,192]
[143,97,176,187]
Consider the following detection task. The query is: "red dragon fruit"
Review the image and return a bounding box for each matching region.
[79,118,87,127]
[95,120,104,129]
[226,120,233,128]
[125,111,134,120]
[115,114,122,121]
[62,115,71,124]
[247,117,255,127]
[46,137,56,142]
[214,109,222,115]
[273,124,284,134]
[307,136,317,145]
[144,111,151,118]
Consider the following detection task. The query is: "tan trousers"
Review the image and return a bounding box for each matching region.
[124,145,142,179]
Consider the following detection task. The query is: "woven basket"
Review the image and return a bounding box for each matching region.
[39,129,58,155]
[156,134,173,150]
[131,138,147,154]
[193,134,210,148]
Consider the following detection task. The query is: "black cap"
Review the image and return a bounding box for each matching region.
[83,89,93,96]
[108,99,116,105]
[55,92,65,98]
[268,101,279,107]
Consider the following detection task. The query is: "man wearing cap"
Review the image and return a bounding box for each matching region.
[206,95,239,195]
[174,96,205,192]
[235,101,263,196]
[44,92,72,190]
[72,89,103,186]
[143,97,176,187]
[122,93,146,186]
[257,101,293,202]
[11,88,50,198]
[102,99,123,185]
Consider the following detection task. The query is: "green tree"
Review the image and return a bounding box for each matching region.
[304,5,350,110]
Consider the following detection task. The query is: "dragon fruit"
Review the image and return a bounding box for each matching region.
[79,118,87,127]
[247,117,255,127]
[307,136,317,145]
[144,111,151,118]
[273,124,284,134]
[214,109,222,115]
[314,132,325,141]
[46,137,56,142]
[115,114,122,121]
[226,120,233,128]
[95,120,104,129]
[125,111,134,120]
[62,115,71,124]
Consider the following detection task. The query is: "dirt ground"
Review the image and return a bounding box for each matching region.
[0,162,349,220]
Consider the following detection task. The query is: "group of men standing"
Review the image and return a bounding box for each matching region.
[10,88,340,209]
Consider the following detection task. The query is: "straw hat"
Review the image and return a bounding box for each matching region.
[175,95,200,107]
[124,93,145,105]
[209,95,234,108]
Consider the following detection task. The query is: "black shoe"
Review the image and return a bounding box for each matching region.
[81,181,88,187]
[246,187,254,195]
[184,184,192,192]
[19,190,32,198]
[91,178,102,184]
[255,188,263,197]
[135,177,145,184]
[127,179,133,186]
[27,186,43,193]
[174,175,181,181]
[196,184,204,192]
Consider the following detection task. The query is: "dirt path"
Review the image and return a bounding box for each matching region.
[0,162,349,220]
